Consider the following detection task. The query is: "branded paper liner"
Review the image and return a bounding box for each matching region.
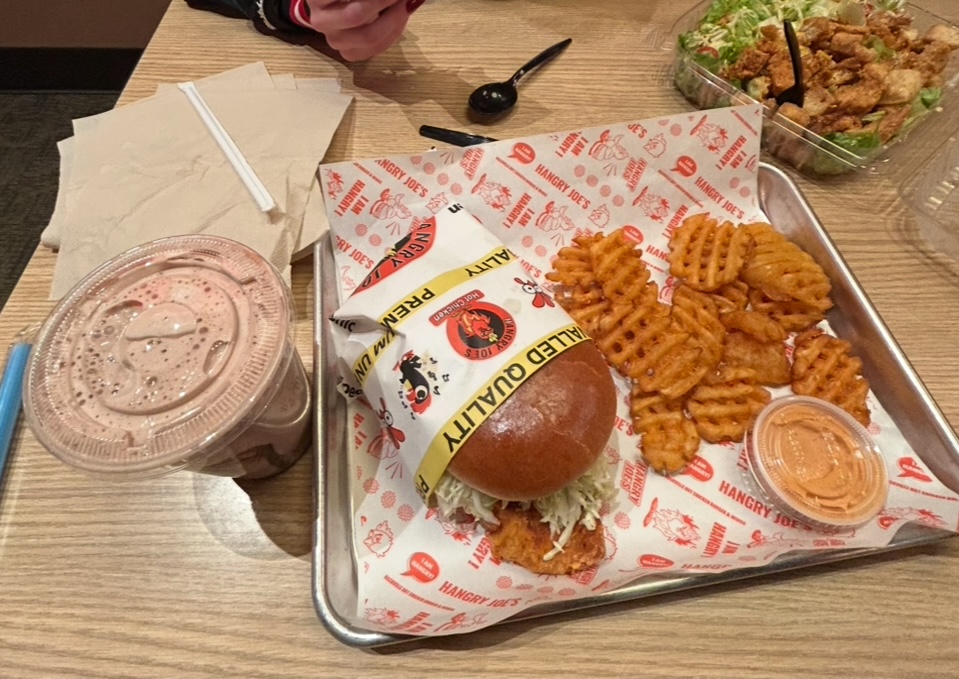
[321,105,959,637]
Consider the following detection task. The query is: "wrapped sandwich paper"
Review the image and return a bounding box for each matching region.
[321,104,959,637]
[330,203,595,506]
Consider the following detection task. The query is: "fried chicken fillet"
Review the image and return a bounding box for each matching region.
[485,505,606,575]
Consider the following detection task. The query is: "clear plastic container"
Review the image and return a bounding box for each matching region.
[900,128,959,260]
[744,396,889,530]
[671,0,959,177]
[24,235,312,480]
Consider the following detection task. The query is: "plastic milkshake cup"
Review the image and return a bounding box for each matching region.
[24,235,312,480]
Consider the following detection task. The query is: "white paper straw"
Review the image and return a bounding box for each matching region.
[178,81,276,213]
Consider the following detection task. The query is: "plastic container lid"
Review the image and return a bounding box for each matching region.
[745,396,889,529]
[24,235,294,478]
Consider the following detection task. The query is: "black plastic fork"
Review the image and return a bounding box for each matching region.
[775,20,805,107]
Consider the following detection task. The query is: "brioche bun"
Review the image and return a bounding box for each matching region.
[446,341,617,501]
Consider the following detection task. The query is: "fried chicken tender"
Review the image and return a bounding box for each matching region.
[485,505,605,575]
[719,10,959,141]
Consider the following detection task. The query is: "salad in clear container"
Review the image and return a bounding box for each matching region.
[673,0,959,175]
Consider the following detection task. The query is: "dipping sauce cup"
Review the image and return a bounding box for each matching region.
[745,396,889,530]
[24,235,311,480]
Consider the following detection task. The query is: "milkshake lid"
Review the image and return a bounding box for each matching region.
[745,396,889,529]
[24,235,294,477]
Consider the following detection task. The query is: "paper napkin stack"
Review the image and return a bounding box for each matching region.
[42,62,352,299]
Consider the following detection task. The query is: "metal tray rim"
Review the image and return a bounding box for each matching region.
[311,162,959,648]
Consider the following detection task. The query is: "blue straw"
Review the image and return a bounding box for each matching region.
[0,339,33,494]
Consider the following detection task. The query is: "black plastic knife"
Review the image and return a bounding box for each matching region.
[419,125,499,147]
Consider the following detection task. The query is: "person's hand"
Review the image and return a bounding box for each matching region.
[304,0,421,61]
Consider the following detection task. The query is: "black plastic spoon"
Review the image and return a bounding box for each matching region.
[468,38,573,120]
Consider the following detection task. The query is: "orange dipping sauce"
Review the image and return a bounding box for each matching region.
[746,396,889,529]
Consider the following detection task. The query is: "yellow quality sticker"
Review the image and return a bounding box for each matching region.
[350,246,517,387]
[414,323,589,500]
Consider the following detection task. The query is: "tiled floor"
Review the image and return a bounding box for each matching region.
[0,91,118,311]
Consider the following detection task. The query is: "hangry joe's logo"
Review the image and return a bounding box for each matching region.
[431,293,516,360]
[354,217,437,293]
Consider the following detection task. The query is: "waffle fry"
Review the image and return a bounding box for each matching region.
[641,337,711,400]
[747,288,825,333]
[546,233,603,290]
[630,386,700,474]
[545,215,871,478]
[564,301,609,339]
[722,330,791,387]
[720,309,787,343]
[668,213,751,292]
[547,230,706,400]
[547,234,606,337]
[708,280,750,315]
[739,224,833,312]
[596,283,702,398]
[740,222,782,245]
[686,365,771,443]
[792,328,871,425]
[670,285,725,367]
[589,229,650,303]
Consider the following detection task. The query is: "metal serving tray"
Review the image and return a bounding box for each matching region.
[311,162,959,648]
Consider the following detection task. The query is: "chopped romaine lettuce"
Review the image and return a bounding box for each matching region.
[824,129,883,155]
[678,0,845,70]
[863,35,895,61]
[678,0,908,71]
[920,87,943,110]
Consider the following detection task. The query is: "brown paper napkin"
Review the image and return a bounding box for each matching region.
[43,62,350,300]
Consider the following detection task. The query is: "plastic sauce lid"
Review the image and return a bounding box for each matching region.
[745,396,889,529]
[24,236,293,477]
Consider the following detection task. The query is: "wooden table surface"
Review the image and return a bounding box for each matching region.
[3,0,959,676]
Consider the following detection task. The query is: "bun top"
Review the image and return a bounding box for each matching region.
[446,341,617,501]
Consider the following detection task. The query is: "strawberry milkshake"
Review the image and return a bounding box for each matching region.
[24,236,311,480]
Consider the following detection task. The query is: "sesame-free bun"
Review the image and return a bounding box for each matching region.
[446,341,617,501]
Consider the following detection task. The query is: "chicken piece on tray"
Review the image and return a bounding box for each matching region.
[485,505,606,576]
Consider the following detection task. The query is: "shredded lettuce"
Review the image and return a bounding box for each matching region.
[434,456,614,561]
[434,471,501,525]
